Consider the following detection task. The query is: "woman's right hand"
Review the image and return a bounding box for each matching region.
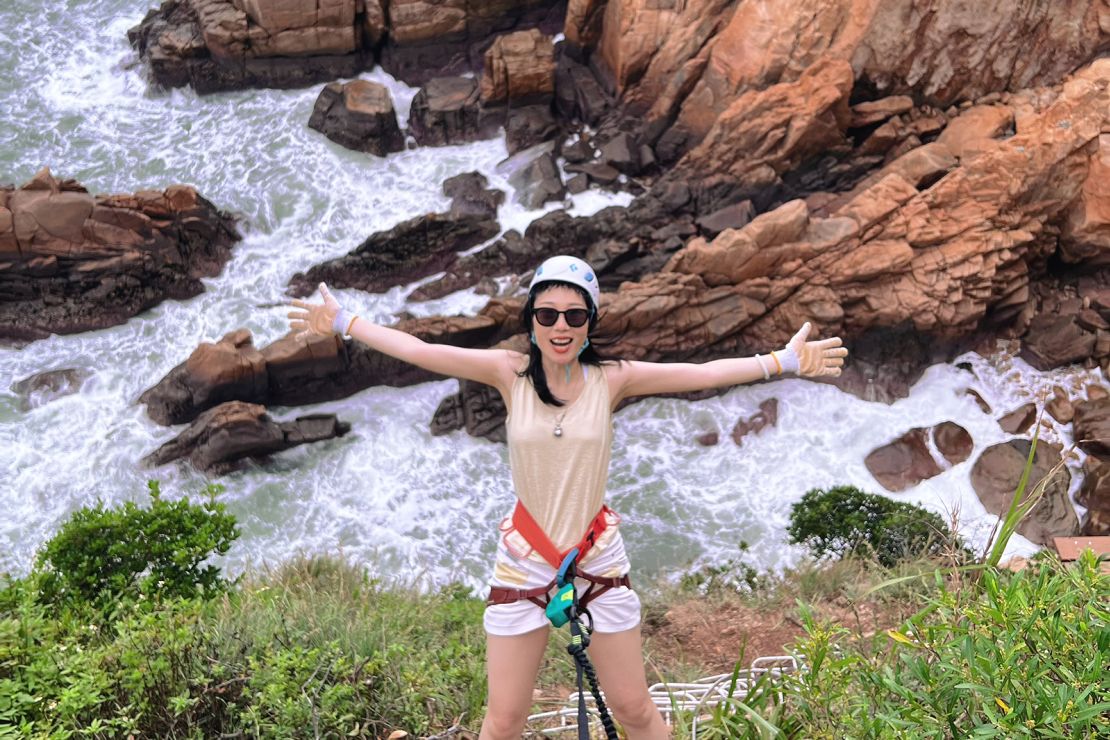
[288,283,342,339]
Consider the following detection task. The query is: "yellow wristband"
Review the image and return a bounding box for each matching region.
[770,350,783,375]
[345,315,359,336]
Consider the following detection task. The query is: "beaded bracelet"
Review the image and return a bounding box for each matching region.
[754,354,771,380]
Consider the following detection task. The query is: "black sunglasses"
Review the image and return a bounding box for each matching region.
[533,307,590,327]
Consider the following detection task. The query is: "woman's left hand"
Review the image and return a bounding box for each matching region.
[786,322,848,377]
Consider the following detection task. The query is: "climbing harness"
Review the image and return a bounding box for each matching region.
[486,502,631,617]
[485,502,629,739]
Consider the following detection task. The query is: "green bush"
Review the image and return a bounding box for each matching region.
[36,480,238,606]
[699,552,1110,738]
[787,485,957,568]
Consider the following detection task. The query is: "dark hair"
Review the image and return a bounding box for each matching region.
[519,281,615,407]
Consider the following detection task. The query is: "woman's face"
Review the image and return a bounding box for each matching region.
[532,285,590,367]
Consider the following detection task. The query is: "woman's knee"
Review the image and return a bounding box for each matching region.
[607,691,661,730]
[480,706,528,739]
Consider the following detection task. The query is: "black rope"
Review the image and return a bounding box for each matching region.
[567,616,619,740]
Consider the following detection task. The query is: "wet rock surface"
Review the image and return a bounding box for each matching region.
[142,400,350,474]
[970,439,1079,545]
[307,80,405,156]
[286,211,499,298]
[10,368,92,411]
[0,168,239,341]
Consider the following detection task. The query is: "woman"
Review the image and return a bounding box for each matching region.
[289,255,847,739]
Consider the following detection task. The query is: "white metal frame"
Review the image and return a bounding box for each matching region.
[523,655,798,738]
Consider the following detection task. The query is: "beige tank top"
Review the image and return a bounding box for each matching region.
[506,365,613,552]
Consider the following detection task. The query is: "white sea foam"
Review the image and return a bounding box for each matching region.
[0,0,1099,587]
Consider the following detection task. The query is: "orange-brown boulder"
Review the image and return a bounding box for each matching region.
[142,400,350,474]
[970,439,1078,546]
[591,0,1109,161]
[0,168,239,341]
[480,29,555,105]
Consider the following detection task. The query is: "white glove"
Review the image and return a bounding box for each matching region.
[782,322,847,377]
[288,283,349,338]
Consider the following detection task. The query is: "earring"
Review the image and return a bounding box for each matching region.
[576,337,590,357]
[531,332,537,345]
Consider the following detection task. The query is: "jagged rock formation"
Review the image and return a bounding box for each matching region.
[865,422,972,492]
[408,76,489,147]
[1073,397,1110,535]
[139,320,507,426]
[0,168,239,341]
[970,439,1079,545]
[573,0,1110,167]
[129,0,566,92]
[286,209,499,297]
[307,80,406,155]
[142,400,350,474]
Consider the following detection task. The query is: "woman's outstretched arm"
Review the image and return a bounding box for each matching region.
[288,283,520,393]
[608,322,848,406]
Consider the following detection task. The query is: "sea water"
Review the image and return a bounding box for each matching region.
[0,0,1094,589]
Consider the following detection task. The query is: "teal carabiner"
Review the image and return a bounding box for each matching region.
[546,548,580,628]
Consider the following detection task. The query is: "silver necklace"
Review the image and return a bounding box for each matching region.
[553,411,567,437]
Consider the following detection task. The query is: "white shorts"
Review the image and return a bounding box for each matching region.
[483,525,641,637]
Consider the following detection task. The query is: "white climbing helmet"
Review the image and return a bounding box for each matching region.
[528,255,600,311]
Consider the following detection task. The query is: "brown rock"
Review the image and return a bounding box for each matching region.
[966,389,992,414]
[442,172,505,220]
[408,77,487,147]
[479,29,555,106]
[934,421,972,465]
[1021,314,1098,370]
[141,316,504,426]
[607,0,1107,161]
[1073,397,1110,458]
[664,57,853,200]
[1060,133,1110,265]
[935,104,1014,159]
[865,427,943,492]
[695,200,755,237]
[1082,508,1110,536]
[142,400,350,474]
[998,403,1037,434]
[730,398,778,446]
[10,368,91,411]
[1046,386,1075,424]
[0,169,239,341]
[695,431,719,446]
[1075,455,1110,520]
[502,105,561,155]
[307,80,405,156]
[1087,384,1110,401]
[970,439,1078,546]
[849,95,914,127]
[287,210,499,297]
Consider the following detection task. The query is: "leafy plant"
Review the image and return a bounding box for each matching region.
[787,485,958,568]
[698,552,1110,738]
[36,480,238,606]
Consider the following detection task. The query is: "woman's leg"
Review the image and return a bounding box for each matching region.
[589,625,670,739]
[480,625,550,740]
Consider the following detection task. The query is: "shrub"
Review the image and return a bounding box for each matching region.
[787,485,956,568]
[36,480,238,606]
[701,551,1110,738]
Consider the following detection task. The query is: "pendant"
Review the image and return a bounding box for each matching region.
[553,425,563,438]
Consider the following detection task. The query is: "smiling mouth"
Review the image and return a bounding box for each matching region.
[551,338,573,346]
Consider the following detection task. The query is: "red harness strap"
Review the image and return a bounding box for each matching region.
[511,500,613,569]
[486,572,631,610]
[486,502,629,609]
